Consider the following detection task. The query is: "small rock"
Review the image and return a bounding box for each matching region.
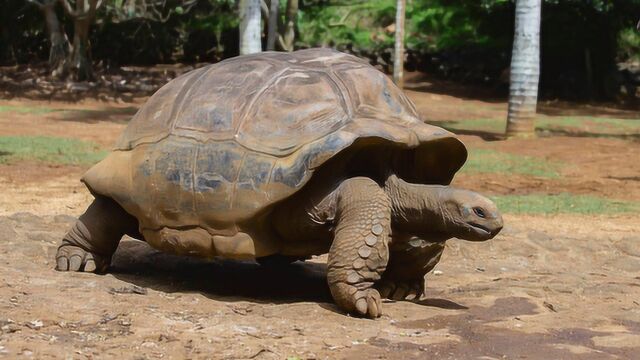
[2,324,21,334]
[109,285,147,295]
[141,341,158,349]
[26,320,43,330]
[543,301,557,312]
[158,334,178,342]
[20,349,33,357]
[234,325,258,336]
[99,314,119,324]
[433,270,443,276]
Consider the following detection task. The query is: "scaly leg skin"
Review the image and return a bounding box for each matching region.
[56,196,138,273]
[327,177,391,318]
[377,237,445,301]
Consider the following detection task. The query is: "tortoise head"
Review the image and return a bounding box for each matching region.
[386,175,503,242]
[436,187,503,241]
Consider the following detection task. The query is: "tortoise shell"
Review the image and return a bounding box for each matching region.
[82,48,467,257]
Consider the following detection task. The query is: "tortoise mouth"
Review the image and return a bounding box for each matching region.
[462,222,497,241]
[468,222,491,234]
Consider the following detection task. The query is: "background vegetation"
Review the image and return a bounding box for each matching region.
[1,0,639,100]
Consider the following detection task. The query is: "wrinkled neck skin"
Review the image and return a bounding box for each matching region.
[385,175,456,243]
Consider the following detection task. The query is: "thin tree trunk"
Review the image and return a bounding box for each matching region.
[239,0,262,55]
[41,1,69,77]
[278,0,298,52]
[70,17,93,81]
[506,0,541,138]
[393,0,406,88]
[266,0,278,51]
[59,0,102,81]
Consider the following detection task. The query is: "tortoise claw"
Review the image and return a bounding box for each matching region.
[55,244,109,273]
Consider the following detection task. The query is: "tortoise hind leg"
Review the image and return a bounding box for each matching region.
[56,196,139,273]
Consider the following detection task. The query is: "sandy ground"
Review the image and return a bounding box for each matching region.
[0,90,639,359]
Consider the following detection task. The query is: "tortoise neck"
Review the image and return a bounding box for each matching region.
[384,175,451,234]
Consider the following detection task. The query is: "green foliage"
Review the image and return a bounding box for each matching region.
[618,27,640,62]
[492,193,640,214]
[461,149,561,178]
[406,1,499,52]
[2,0,639,100]
[297,1,502,54]
[297,1,395,52]
[0,136,106,165]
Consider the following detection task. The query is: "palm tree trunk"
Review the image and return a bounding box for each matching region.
[393,0,406,88]
[239,0,262,55]
[506,0,541,138]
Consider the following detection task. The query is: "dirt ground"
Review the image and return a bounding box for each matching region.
[1,88,639,359]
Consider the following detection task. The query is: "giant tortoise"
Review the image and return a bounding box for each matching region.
[56,48,503,318]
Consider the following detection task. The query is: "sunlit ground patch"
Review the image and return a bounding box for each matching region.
[0,136,107,165]
[492,193,640,214]
[461,148,562,178]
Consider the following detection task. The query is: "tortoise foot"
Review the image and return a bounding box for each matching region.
[55,243,110,273]
[377,278,424,301]
[331,283,382,319]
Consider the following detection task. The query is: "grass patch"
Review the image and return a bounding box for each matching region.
[0,136,107,165]
[492,193,640,215]
[438,116,640,136]
[537,117,640,133]
[461,149,561,178]
[441,118,505,133]
[0,105,61,114]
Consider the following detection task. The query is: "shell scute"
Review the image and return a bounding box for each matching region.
[236,69,349,156]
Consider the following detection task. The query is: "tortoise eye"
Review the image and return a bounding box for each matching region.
[473,207,486,218]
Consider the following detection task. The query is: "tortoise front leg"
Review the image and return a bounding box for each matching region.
[377,235,445,301]
[56,196,138,273]
[327,177,391,318]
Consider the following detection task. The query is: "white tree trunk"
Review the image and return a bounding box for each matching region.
[239,0,262,55]
[393,0,406,88]
[506,0,541,137]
